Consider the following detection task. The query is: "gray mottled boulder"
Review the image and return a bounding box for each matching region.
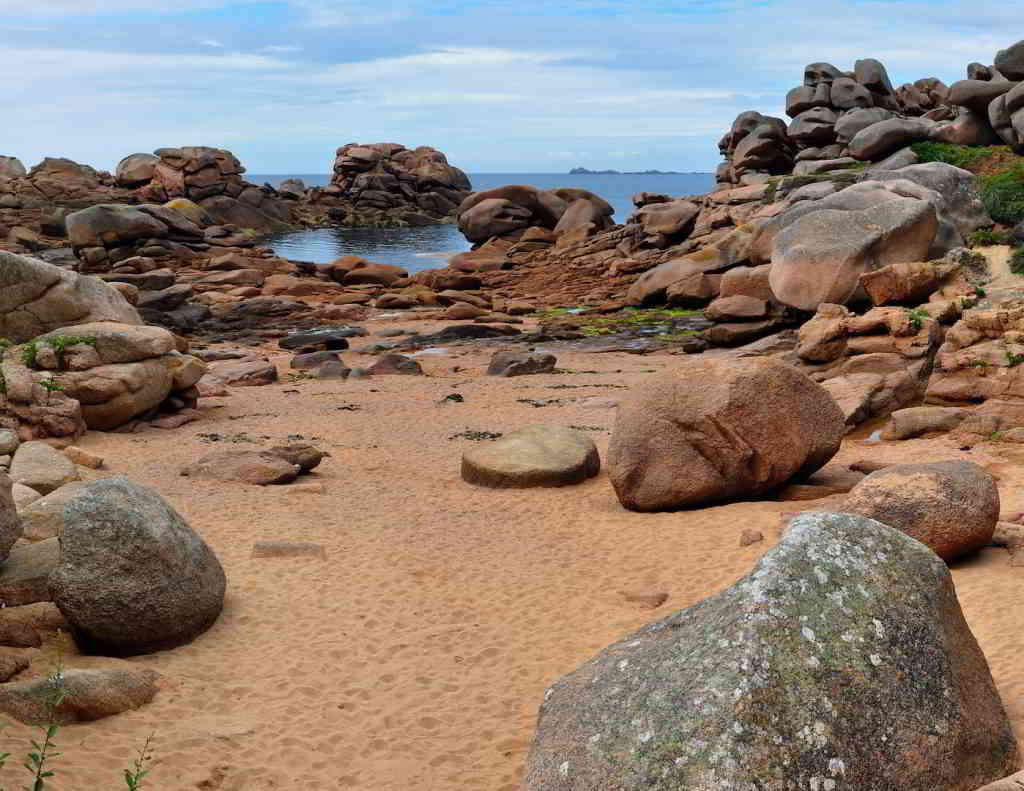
[462,426,600,488]
[523,511,1019,791]
[834,108,893,144]
[995,40,1024,81]
[65,204,167,249]
[0,473,22,563]
[49,478,226,656]
[608,358,844,510]
[947,79,1014,114]
[848,118,934,161]
[787,107,838,146]
[769,196,938,311]
[0,251,141,343]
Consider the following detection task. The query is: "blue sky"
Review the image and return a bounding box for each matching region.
[0,1,1016,173]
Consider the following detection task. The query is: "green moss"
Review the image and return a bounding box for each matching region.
[1012,247,1024,276]
[967,228,1009,247]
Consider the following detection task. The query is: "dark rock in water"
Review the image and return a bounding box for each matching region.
[524,511,1019,791]
[487,351,557,377]
[278,328,361,350]
[49,478,226,656]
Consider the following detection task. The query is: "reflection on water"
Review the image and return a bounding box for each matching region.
[260,224,471,274]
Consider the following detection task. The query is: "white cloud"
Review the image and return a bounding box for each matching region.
[199,38,225,48]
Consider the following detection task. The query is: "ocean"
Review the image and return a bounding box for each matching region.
[251,172,716,273]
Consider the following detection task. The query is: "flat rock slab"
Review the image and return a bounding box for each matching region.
[462,425,600,488]
[252,542,326,558]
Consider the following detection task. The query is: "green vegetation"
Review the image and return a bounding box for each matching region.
[980,165,1024,226]
[969,359,991,368]
[39,377,63,403]
[1006,350,1024,367]
[910,142,997,170]
[44,336,96,370]
[19,343,38,370]
[967,228,1009,247]
[906,307,930,331]
[1012,247,1024,276]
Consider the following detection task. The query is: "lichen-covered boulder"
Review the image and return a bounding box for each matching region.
[49,478,226,656]
[608,358,844,510]
[523,511,1019,791]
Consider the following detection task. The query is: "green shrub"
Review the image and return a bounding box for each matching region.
[980,165,1024,226]
[1011,246,1024,276]
[909,142,994,170]
[967,228,1009,247]
[906,307,930,331]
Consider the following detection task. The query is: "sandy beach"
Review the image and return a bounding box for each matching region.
[5,320,1018,791]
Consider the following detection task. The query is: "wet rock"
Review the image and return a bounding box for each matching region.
[523,511,1018,791]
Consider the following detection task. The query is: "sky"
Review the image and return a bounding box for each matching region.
[0,0,1018,173]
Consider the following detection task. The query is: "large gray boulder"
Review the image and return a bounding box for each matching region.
[608,358,844,510]
[0,251,142,343]
[847,118,934,161]
[49,478,226,656]
[769,196,938,311]
[65,204,167,249]
[523,511,1019,791]
[994,40,1024,81]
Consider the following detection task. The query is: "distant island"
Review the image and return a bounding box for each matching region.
[569,167,705,175]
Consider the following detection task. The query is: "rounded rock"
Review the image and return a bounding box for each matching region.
[462,426,600,488]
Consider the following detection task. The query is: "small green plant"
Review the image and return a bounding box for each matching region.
[969,359,991,368]
[906,307,930,331]
[1005,350,1024,367]
[992,431,1006,442]
[39,377,64,404]
[974,285,987,297]
[19,343,38,370]
[44,336,96,370]
[122,733,156,791]
[967,228,1009,247]
[1011,246,1024,276]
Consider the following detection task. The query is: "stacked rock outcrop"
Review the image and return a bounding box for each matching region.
[299,143,472,227]
[0,252,205,438]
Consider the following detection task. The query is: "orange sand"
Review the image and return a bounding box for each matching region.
[15,319,1024,790]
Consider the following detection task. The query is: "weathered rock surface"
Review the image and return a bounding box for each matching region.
[608,358,844,510]
[9,441,79,495]
[462,426,600,488]
[843,460,998,560]
[523,511,1019,791]
[0,472,22,563]
[181,450,301,486]
[49,478,226,656]
[487,351,557,377]
[0,668,160,724]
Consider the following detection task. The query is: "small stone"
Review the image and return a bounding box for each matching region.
[0,668,160,725]
[181,450,300,485]
[317,360,350,379]
[739,529,764,547]
[369,354,424,375]
[64,446,103,469]
[266,444,326,472]
[487,351,557,377]
[251,542,326,558]
[290,350,341,370]
[619,590,669,609]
